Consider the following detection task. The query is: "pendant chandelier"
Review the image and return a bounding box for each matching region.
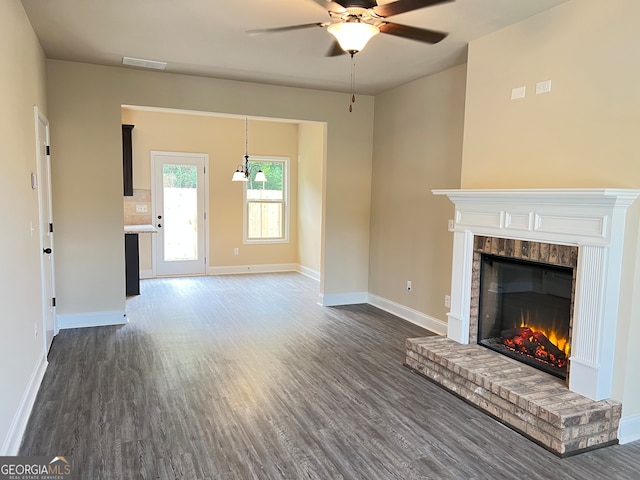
[232,117,266,182]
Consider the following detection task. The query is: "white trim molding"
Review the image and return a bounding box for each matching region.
[433,188,640,402]
[208,263,298,276]
[619,413,640,444]
[1,354,48,455]
[320,292,368,307]
[57,310,128,330]
[139,269,154,279]
[368,294,447,335]
[297,265,320,282]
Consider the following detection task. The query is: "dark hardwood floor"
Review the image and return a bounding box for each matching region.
[20,273,640,479]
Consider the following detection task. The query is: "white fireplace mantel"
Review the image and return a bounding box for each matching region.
[433,188,640,401]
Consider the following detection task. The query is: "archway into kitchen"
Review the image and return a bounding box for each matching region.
[121,106,324,291]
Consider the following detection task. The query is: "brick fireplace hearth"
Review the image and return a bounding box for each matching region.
[405,189,639,456]
[405,336,620,456]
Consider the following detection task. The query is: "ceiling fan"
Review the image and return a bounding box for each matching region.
[248,0,453,56]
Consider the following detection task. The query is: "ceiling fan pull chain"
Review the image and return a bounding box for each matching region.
[349,52,356,112]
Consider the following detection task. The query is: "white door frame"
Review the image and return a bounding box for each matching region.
[34,106,57,352]
[151,151,209,276]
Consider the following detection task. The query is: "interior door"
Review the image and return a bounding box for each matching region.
[35,107,56,352]
[152,152,208,276]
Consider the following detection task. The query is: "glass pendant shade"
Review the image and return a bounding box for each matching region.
[254,170,267,183]
[232,169,248,182]
[327,22,380,53]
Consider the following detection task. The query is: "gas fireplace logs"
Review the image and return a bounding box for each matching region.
[500,327,568,368]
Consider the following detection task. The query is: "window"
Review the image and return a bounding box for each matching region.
[244,157,289,243]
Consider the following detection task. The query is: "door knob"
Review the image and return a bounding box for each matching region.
[43,248,52,254]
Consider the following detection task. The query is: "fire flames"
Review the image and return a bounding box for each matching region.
[500,313,570,369]
[518,314,570,357]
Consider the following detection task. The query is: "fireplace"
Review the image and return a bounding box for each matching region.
[432,188,639,401]
[477,254,573,379]
[404,189,639,455]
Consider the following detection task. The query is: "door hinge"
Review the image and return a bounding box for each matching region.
[52,297,56,307]
[46,145,51,156]
[49,223,54,233]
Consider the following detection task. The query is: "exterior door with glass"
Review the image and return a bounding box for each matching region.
[151,152,208,276]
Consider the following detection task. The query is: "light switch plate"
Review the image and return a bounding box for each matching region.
[536,80,552,94]
[511,86,526,100]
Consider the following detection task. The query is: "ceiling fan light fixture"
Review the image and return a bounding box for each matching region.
[327,22,380,54]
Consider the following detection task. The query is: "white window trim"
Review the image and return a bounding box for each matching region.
[243,156,290,244]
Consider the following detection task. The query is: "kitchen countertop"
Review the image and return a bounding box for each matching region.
[124,224,158,234]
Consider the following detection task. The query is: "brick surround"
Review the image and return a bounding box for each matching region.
[405,336,621,456]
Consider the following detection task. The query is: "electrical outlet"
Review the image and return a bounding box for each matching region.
[233,247,239,256]
[34,321,38,338]
[406,280,412,292]
[444,294,451,308]
[135,204,148,213]
[448,219,454,230]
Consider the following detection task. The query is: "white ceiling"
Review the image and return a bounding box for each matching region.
[20,0,567,95]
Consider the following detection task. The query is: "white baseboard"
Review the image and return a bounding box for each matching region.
[140,265,314,279]
[1,353,48,455]
[139,269,154,279]
[57,310,128,330]
[619,413,640,444]
[367,294,447,335]
[320,292,368,306]
[297,265,320,281]
[208,263,298,276]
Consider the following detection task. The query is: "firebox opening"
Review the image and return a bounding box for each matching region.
[478,254,573,379]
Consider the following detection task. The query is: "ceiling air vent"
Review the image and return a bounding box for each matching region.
[122,56,167,70]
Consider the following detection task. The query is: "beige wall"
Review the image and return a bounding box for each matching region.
[369,65,466,323]
[8,0,638,453]
[0,0,48,452]
[297,122,325,275]
[462,0,640,189]
[462,0,640,419]
[46,60,374,317]
[121,108,305,271]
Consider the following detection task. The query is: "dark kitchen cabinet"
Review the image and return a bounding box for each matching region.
[122,124,134,196]
[125,233,140,296]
